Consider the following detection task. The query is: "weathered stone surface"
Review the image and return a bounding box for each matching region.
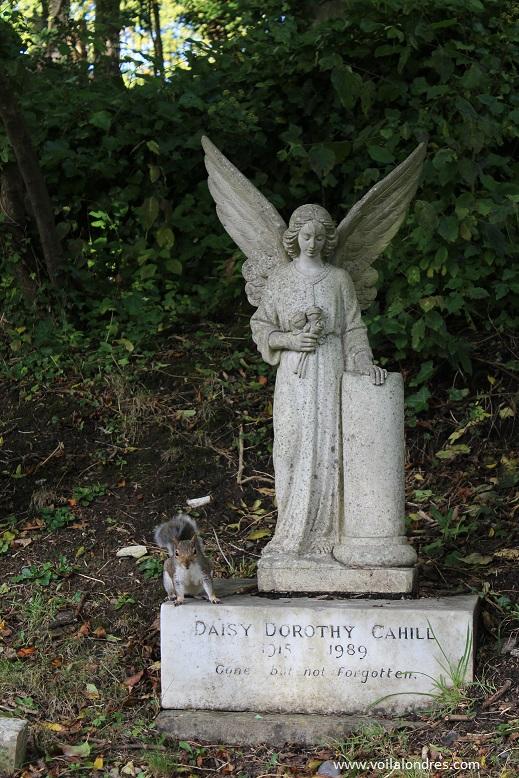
[0,717,28,775]
[213,578,257,597]
[203,136,426,576]
[333,372,417,570]
[258,558,416,594]
[161,595,477,715]
[156,709,421,747]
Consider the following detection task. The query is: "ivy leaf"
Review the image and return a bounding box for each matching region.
[156,226,175,249]
[308,146,335,179]
[89,111,111,132]
[438,215,458,242]
[331,66,361,109]
[139,197,159,230]
[60,741,91,758]
[367,145,394,164]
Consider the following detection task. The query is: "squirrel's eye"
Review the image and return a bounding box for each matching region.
[175,550,180,556]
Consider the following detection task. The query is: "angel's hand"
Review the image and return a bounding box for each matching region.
[354,352,387,385]
[287,332,320,352]
[369,365,388,385]
[269,331,319,352]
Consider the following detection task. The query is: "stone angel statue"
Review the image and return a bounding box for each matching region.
[202,136,425,567]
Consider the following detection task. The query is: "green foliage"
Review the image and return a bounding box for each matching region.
[72,483,106,506]
[41,506,75,531]
[137,556,163,579]
[1,0,518,391]
[12,556,74,586]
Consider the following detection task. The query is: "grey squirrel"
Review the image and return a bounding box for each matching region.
[153,514,220,606]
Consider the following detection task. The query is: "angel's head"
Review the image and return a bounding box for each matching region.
[283,204,338,261]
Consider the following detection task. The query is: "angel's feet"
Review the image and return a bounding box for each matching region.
[305,540,334,560]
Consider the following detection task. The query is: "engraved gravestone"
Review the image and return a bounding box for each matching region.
[160,596,477,715]
[156,138,478,741]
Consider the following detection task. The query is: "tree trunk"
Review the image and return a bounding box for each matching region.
[46,0,71,60]
[0,164,39,302]
[150,1,164,77]
[0,71,63,286]
[94,0,123,81]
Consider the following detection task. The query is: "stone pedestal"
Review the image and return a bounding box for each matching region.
[258,556,416,594]
[333,372,416,571]
[258,372,416,594]
[160,594,477,716]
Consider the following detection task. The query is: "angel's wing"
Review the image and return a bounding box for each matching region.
[202,136,289,307]
[334,142,426,308]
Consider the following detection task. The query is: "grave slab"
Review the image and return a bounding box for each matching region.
[160,594,477,716]
[156,709,423,747]
[0,717,28,775]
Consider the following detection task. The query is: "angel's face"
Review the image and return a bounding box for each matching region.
[297,220,326,262]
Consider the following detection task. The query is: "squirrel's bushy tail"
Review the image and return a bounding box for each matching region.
[154,513,198,556]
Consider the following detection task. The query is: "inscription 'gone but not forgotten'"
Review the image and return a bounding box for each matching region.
[161,596,477,715]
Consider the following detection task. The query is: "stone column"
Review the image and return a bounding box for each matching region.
[333,372,417,569]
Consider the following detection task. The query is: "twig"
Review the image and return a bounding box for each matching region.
[482,679,512,709]
[212,528,232,571]
[238,475,275,485]
[28,441,64,475]
[227,542,261,558]
[76,573,105,584]
[237,424,244,485]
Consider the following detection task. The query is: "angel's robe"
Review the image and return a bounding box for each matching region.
[250,261,372,556]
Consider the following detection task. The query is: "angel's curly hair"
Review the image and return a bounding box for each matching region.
[283,204,338,260]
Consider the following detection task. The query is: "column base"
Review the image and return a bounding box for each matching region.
[333,537,417,568]
[257,555,416,594]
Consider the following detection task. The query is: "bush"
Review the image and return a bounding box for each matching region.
[1,0,518,383]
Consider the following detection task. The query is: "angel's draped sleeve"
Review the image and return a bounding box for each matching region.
[341,269,373,370]
[250,277,282,367]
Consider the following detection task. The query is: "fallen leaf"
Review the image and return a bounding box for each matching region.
[85,683,100,700]
[13,538,32,548]
[435,444,471,460]
[21,518,44,531]
[247,528,271,540]
[460,553,493,566]
[17,646,37,658]
[93,755,104,770]
[258,375,268,385]
[67,498,78,507]
[494,548,519,560]
[93,626,106,639]
[77,622,90,637]
[116,545,148,559]
[121,760,136,775]
[124,669,144,689]
[42,722,66,732]
[60,741,91,758]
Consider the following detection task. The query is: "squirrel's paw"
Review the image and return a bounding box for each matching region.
[210,596,221,604]
[174,598,184,606]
